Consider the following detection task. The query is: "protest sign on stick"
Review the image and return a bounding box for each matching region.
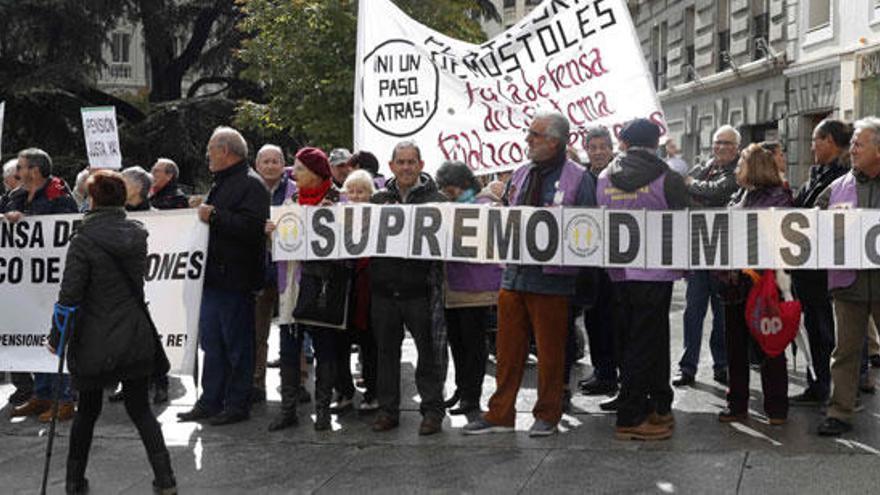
[81,106,122,169]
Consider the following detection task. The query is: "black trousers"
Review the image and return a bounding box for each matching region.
[354,326,379,401]
[613,281,674,427]
[372,293,445,420]
[69,378,168,464]
[445,306,489,405]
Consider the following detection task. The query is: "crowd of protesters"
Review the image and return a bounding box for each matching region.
[4,113,880,492]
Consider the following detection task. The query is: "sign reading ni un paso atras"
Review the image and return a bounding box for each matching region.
[272,204,880,270]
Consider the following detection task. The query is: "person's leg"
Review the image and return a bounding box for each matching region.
[309,328,339,412]
[445,308,467,403]
[827,299,870,423]
[647,283,674,416]
[801,298,835,399]
[708,276,727,373]
[563,305,578,390]
[252,286,277,394]
[220,290,256,415]
[372,294,405,421]
[122,377,175,489]
[401,296,445,420]
[333,332,356,401]
[615,283,655,428]
[485,289,532,427]
[66,387,103,488]
[357,326,379,401]
[195,287,226,414]
[724,301,750,413]
[10,373,33,398]
[457,306,489,407]
[679,271,711,376]
[528,293,570,425]
[586,273,618,381]
[761,353,789,420]
[269,324,302,430]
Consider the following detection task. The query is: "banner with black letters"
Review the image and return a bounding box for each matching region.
[0,210,207,373]
[272,204,880,271]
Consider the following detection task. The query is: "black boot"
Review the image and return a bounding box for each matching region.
[148,451,177,494]
[65,458,89,494]
[313,355,336,431]
[268,364,299,431]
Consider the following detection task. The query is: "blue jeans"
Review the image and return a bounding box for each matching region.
[679,271,726,375]
[196,286,256,415]
[34,372,74,402]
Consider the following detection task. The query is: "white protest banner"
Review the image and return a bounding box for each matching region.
[81,106,122,169]
[354,0,664,177]
[0,210,207,373]
[0,101,5,159]
[272,204,880,271]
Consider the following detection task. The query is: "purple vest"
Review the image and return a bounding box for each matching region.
[827,172,858,290]
[508,159,585,275]
[447,195,503,292]
[596,169,683,283]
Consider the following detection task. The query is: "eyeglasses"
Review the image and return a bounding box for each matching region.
[527,129,550,139]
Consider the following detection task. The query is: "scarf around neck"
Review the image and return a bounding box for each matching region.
[297,179,332,206]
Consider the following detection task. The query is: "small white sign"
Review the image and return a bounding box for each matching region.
[81,106,122,169]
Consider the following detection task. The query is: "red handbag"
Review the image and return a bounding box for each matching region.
[744,270,801,358]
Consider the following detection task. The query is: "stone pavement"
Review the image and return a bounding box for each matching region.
[3,281,880,494]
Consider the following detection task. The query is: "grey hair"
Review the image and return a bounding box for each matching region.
[391,140,422,162]
[713,124,742,145]
[533,111,570,149]
[154,158,179,180]
[585,125,612,146]
[211,126,248,158]
[256,144,285,162]
[854,117,880,147]
[122,166,154,204]
[17,148,52,177]
[3,159,17,178]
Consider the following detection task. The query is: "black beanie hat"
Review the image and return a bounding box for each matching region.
[619,119,661,148]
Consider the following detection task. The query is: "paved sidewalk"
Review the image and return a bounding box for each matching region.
[3,281,880,493]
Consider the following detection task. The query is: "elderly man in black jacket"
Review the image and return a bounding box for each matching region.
[177,127,270,426]
[369,141,448,436]
[149,158,189,210]
[674,125,740,388]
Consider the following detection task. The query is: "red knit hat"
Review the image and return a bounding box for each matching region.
[295,147,331,180]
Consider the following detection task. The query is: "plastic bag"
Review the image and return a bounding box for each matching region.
[744,270,801,358]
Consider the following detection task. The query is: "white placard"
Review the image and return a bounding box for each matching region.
[354,0,665,177]
[521,207,563,266]
[0,210,207,373]
[645,210,689,269]
[81,106,122,169]
[562,207,605,267]
[605,209,645,268]
[817,209,861,270]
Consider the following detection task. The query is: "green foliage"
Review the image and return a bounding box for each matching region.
[237,0,490,150]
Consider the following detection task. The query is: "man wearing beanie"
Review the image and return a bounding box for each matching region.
[178,126,270,426]
[596,118,688,441]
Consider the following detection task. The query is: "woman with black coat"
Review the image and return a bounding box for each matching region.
[49,170,176,494]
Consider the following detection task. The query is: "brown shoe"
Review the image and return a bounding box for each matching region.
[615,420,672,441]
[10,398,51,418]
[718,408,748,423]
[648,412,675,429]
[768,417,786,426]
[38,402,75,423]
[418,416,442,436]
[372,415,399,432]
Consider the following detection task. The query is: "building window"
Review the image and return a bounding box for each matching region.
[683,7,696,82]
[717,0,731,72]
[525,0,541,5]
[651,22,668,91]
[751,0,770,61]
[110,32,131,64]
[503,0,515,8]
[808,0,830,30]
